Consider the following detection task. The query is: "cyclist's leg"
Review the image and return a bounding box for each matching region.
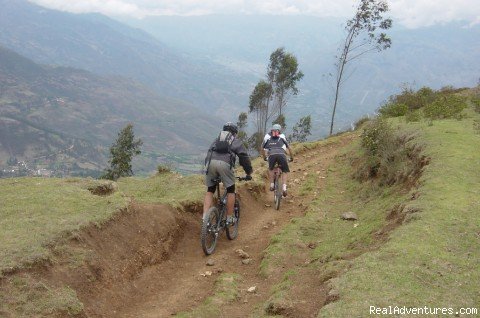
[203,187,215,219]
[217,161,236,221]
[268,155,276,190]
[279,155,290,196]
[204,160,220,219]
[226,188,235,222]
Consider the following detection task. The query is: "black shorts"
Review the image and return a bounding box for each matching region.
[268,154,290,173]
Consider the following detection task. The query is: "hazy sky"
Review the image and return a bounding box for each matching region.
[29,0,480,28]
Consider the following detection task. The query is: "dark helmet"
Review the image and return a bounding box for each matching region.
[223,122,238,134]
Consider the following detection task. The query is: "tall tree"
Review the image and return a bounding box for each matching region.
[236,112,249,146]
[101,123,143,180]
[268,48,304,116]
[249,80,273,148]
[329,0,392,135]
[249,48,303,145]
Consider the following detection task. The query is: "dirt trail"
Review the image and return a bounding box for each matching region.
[101,134,355,318]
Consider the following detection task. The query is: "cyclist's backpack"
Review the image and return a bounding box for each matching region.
[204,131,235,174]
[213,131,234,154]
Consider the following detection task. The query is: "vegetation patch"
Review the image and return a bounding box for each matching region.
[263,270,297,316]
[354,118,429,187]
[378,85,469,123]
[87,180,117,196]
[1,275,83,317]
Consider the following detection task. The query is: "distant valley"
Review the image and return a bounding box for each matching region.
[0,46,220,177]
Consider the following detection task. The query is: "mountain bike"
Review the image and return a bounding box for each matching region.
[201,176,249,255]
[268,157,293,210]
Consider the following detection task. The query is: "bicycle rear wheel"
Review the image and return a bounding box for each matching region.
[201,207,220,255]
[274,176,281,210]
[226,198,240,240]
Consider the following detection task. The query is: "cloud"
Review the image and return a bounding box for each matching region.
[390,0,480,28]
[29,0,480,28]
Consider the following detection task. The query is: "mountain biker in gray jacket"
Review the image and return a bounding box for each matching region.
[203,122,253,224]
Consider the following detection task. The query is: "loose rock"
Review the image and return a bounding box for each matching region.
[247,286,257,293]
[206,259,215,266]
[242,258,253,265]
[236,249,250,259]
[341,212,358,221]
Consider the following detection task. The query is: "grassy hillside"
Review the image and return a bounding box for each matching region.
[319,113,480,316]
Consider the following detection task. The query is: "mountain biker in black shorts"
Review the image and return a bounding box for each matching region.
[262,124,294,197]
[203,122,253,224]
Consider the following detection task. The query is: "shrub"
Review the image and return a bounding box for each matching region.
[360,118,392,156]
[353,115,371,130]
[472,98,480,113]
[388,86,434,111]
[157,164,172,174]
[378,102,408,117]
[405,110,422,122]
[424,95,467,119]
[355,118,429,187]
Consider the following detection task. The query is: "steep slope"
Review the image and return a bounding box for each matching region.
[0,46,221,176]
[0,0,251,114]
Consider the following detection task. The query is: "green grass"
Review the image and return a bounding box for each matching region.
[0,178,128,274]
[116,173,205,208]
[1,275,84,317]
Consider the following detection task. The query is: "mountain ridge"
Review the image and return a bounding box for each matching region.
[0,0,251,115]
[0,45,221,176]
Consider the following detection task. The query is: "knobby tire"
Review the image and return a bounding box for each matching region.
[201,207,219,255]
[274,176,281,210]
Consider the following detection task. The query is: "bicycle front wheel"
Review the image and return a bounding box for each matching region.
[226,198,240,240]
[201,207,220,255]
